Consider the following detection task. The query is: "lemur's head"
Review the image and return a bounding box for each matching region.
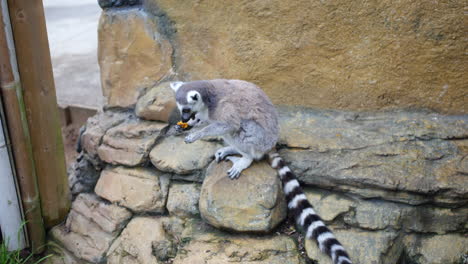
[170,81,206,122]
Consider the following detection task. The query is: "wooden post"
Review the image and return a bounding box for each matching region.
[0,0,46,251]
[6,0,70,228]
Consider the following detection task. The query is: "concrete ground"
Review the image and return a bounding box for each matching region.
[44,0,103,110]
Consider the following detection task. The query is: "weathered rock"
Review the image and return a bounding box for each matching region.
[97,119,166,166]
[199,161,286,232]
[400,206,468,235]
[150,135,221,174]
[81,110,131,164]
[304,189,354,222]
[144,0,466,114]
[50,214,115,263]
[70,193,132,234]
[94,166,170,213]
[68,154,100,198]
[135,82,178,122]
[277,106,468,206]
[46,243,90,264]
[305,229,400,264]
[173,219,304,264]
[98,8,173,108]
[107,217,176,264]
[166,182,201,218]
[404,234,468,264]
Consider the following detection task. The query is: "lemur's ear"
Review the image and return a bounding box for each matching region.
[170,81,184,92]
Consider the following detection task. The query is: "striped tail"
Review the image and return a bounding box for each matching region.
[268,152,352,264]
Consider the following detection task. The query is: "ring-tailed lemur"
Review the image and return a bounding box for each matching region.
[171,79,352,264]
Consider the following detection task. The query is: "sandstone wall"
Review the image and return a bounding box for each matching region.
[97,1,466,113]
[48,82,468,264]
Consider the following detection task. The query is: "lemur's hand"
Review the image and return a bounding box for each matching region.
[184,133,200,144]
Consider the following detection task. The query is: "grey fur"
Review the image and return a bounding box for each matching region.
[172,79,352,263]
[173,79,279,178]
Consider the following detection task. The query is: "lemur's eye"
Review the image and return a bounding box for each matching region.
[191,94,198,101]
[182,108,191,113]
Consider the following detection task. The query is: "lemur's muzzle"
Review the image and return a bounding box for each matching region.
[181,112,196,122]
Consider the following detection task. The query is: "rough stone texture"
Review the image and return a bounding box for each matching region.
[404,234,468,264]
[278,106,468,206]
[81,110,131,164]
[70,193,132,234]
[49,193,132,263]
[199,161,286,232]
[304,189,354,222]
[50,214,116,263]
[144,0,466,114]
[135,82,178,122]
[46,243,90,264]
[107,217,176,264]
[98,8,173,108]
[166,182,201,218]
[305,229,400,264]
[94,166,170,213]
[97,119,166,166]
[150,135,221,174]
[68,154,100,199]
[173,219,305,264]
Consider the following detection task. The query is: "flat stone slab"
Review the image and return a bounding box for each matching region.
[94,166,170,213]
[97,120,166,166]
[70,193,132,234]
[277,106,468,205]
[150,135,221,175]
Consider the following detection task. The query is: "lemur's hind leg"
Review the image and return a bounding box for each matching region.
[225,156,253,179]
[215,146,239,163]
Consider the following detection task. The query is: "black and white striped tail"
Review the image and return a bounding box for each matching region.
[268,152,352,264]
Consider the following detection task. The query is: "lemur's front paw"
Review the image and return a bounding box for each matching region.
[184,134,198,144]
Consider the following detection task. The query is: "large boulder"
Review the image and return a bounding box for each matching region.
[199,161,286,232]
[143,0,466,114]
[98,8,173,108]
[94,166,170,213]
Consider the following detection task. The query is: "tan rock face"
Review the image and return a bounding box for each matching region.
[50,215,115,263]
[135,82,178,122]
[94,166,170,213]
[81,111,131,162]
[199,161,286,232]
[166,182,201,218]
[277,106,468,206]
[98,8,173,108]
[97,119,166,166]
[50,193,132,263]
[144,0,466,114]
[107,217,176,264]
[71,193,132,234]
[149,135,221,174]
[404,234,468,264]
[173,219,304,264]
[305,229,399,264]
